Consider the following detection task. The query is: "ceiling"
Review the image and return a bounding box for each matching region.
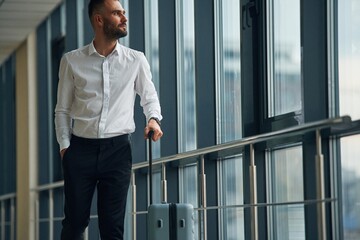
[0,0,62,65]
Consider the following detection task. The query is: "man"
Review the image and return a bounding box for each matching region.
[54,0,163,239]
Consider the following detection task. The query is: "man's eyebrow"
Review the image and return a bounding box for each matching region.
[112,9,126,14]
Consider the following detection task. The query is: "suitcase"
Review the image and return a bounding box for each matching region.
[147,131,195,240]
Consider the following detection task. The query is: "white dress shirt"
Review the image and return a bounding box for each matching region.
[55,41,162,150]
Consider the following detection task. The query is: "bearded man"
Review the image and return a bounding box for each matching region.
[54,0,163,239]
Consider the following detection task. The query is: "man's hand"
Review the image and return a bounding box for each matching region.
[60,148,67,160]
[144,118,163,141]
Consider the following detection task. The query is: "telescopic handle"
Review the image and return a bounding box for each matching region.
[148,131,154,205]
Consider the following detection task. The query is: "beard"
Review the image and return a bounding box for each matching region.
[103,18,127,40]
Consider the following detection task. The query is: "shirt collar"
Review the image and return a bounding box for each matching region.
[88,40,121,57]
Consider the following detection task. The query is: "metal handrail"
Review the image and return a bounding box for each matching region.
[133,115,351,170]
[28,115,351,193]
[0,193,16,201]
[26,115,353,240]
[31,180,64,192]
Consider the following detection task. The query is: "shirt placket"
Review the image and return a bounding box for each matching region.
[98,57,111,138]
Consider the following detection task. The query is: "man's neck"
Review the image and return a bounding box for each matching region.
[93,37,117,57]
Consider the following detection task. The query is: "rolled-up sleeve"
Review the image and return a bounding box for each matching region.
[54,54,74,151]
[135,53,163,123]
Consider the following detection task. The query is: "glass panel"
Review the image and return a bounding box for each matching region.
[341,135,360,239]
[39,222,50,240]
[215,1,243,238]
[338,1,360,238]
[53,188,64,218]
[54,220,62,240]
[119,0,129,47]
[124,187,133,240]
[216,0,242,143]
[176,0,197,152]
[39,191,49,219]
[267,0,301,117]
[151,171,162,204]
[180,164,199,237]
[221,156,244,240]
[88,218,100,240]
[338,0,360,120]
[268,145,305,239]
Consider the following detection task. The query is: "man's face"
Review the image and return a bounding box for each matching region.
[102,0,127,40]
[103,16,127,40]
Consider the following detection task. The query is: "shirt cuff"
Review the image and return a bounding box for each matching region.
[59,139,70,152]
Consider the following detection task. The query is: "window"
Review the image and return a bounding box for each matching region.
[338,1,360,239]
[267,145,305,239]
[119,0,129,47]
[0,57,16,196]
[338,0,360,121]
[0,56,17,240]
[267,0,301,117]
[215,0,242,143]
[214,0,243,239]
[219,156,244,240]
[341,135,360,239]
[176,0,197,152]
[176,1,198,237]
[180,164,198,239]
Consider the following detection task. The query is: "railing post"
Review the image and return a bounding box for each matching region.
[161,163,167,203]
[249,144,258,240]
[198,155,207,240]
[35,196,39,240]
[1,200,4,240]
[316,130,326,240]
[49,189,54,240]
[11,197,15,240]
[131,170,137,240]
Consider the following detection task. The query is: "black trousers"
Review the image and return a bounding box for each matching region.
[61,134,132,240]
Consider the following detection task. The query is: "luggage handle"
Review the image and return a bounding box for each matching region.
[148,130,154,205]
[148,130,167,205]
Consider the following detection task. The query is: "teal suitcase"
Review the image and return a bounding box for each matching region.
[148,203,195,240]
[147,132,195,240]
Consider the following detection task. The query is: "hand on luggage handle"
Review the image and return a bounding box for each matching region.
[148,130,154,140]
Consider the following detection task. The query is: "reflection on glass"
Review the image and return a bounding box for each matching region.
[215,0,243,239]
[176,0,198,236]
[221,156,244,240]
[181,164,199,238]
[341,136,360,240]
[339,0,360,121]
[119,0,129,47]
[176,0,197,152]
[267,0,301,117]
[268,146,305,239]
[216,0,242,143]
[338,1,360,239]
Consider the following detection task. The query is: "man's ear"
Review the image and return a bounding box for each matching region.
[94,14,103,26]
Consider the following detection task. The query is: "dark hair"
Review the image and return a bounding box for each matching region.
[88,0,105,20]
